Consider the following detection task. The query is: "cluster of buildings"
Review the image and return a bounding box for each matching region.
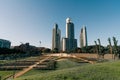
[0,17,87,52]
[52,18,88,52]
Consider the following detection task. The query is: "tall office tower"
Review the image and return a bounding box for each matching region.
[52,23,61,51]
[80,26,88,48]
[62,18,77,52]
[66,18,74,39]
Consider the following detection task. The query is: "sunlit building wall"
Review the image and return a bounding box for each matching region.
[80,26,88,48]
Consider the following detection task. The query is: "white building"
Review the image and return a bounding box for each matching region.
[0,39,11,48]
[80,26,88,48]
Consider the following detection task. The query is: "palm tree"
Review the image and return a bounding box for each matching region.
[113,37,118,59]
[94,41,99,58]
[98,39,102,58]
[108,37,113,59]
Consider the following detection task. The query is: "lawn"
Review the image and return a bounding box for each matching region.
[0,56,39,80]
[0,71,14,80]
[18,59,86,77]
[15,60,120,80]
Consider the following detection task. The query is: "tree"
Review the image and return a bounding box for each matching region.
[113,37,119,59]
[70,48,79,53]
[108,37,113,59]
[52,48,59,53]
[43,48,51,53]
[94,39,105,59]
[94,41,98,54]
[77,48,82,53]
[81,47,88,53]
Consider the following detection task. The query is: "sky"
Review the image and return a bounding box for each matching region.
[0,0,120,48]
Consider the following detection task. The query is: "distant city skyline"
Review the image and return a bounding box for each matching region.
[0,0,120,48]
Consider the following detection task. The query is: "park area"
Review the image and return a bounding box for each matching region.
[0,53,119,80]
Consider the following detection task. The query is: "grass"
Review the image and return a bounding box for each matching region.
[0,70,20,80]
[15,59,89,80]
[0,56,40,80]
[15,60,120,80]
[56,59,88,69]
[0,71,14,80]
[18,59,86,77]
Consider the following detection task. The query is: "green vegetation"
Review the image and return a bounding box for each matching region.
[18,59,86,77]
[15,60,120,80]
[56,59,88,69]
[0,56,40,79]
[0,71,14,80]
[1,56,120,80]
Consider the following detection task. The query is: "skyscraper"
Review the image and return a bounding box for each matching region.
[62,18,77,52]
[52,23,61,51]
[80,26,88,48]
[66,18,74,39]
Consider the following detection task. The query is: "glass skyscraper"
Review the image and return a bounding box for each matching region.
[52,24,61,51]
[62,18,77,52]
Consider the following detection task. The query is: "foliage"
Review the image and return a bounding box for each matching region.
[0,71,15,80]
[52,48,59,53]
[69,48,80,53]
[80,45,108,54]
[94,39,109,59]
[14,43,41,56]
[15,60,120,80]
[42,48,51,53]
[0,43,42,60]
[0,47,25,60]
[112,37,120,59]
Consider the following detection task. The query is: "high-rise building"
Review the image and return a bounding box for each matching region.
[52,23,61,51]
[62,18,77,52]
[80,26,88,48]
[66,18,74,39]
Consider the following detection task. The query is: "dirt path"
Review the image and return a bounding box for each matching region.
[47,53,97,64]
[71,55,96,64]
[57,58,67,61]
[5,56,51,80]
[14,56,51,78]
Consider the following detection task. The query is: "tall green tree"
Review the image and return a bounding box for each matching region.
[98,39,102,55]
[94,41,98,54]
[94,39,105,59]
[108,37,113,59]
[113,37,119,59]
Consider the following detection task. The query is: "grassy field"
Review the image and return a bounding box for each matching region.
[0,60,17,80]
[0,71,14,80]
[15,60,120,80]
[0,56,40,80]
[18,59,87,77]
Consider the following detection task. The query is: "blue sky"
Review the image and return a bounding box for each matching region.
[0,0,120,48]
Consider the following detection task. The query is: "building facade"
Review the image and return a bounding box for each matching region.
[80,26,88,48]
[0,39,11,48]
[52,23,61,51]
[62,18,77,52]
[62,38,69,51]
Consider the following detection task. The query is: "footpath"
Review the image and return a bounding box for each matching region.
[5,56,51,80]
